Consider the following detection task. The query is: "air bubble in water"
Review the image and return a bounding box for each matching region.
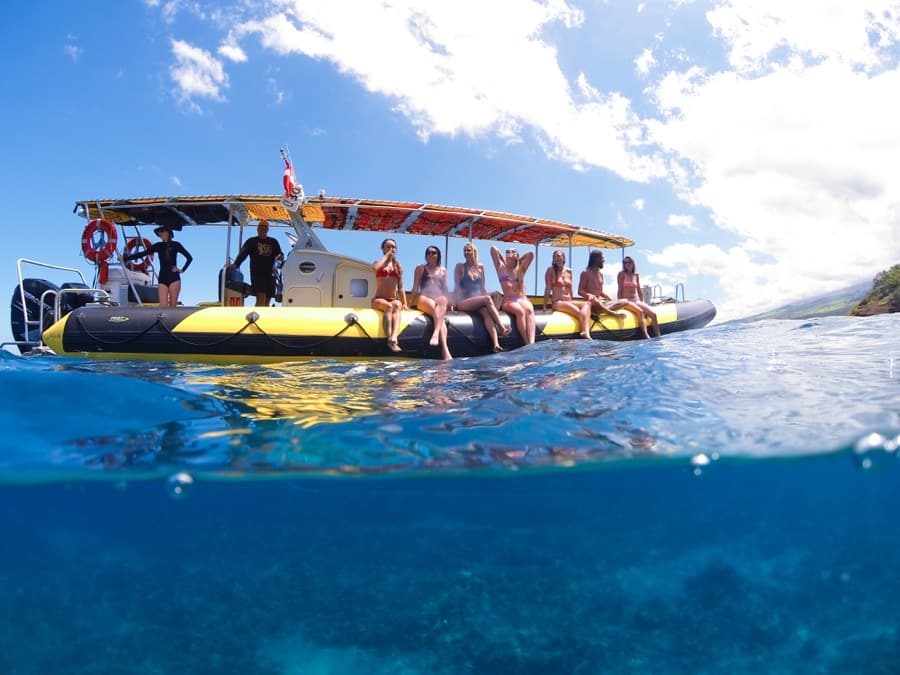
[167,472,195,499]
[690,453,710,476]
[852,433,898,471]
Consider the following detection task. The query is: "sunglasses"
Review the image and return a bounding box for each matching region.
[426,250,439,255]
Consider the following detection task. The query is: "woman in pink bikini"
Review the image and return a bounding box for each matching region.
[617,256,660,337]
[543,250,591,339]
[490,245,536,345]
[372,238,408,352]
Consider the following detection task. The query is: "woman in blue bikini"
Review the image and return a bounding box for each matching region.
[453,243,510,352]
[490,245,535,345]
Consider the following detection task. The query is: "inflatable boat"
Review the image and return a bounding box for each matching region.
[10,191,715,362]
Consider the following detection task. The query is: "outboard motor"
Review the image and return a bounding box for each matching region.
[60,282,91,315]
[10,279,60,353]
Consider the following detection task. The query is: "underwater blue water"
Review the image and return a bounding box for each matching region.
[1,315,898,673]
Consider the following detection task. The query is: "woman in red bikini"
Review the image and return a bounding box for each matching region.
[372,238,408,352]
[490,245,536,345]
[543,250,591,339]
[617,256,659,337]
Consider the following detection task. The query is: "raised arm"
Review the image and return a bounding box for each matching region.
[489,245,504,272]
[373,250,392,274]
[519,250,535,275]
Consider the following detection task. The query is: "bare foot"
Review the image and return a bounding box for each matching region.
[388,339,402,352]
[579,332,592,339]
[492,344,504,353]
[429,334,439,347]
[499,323,512,336]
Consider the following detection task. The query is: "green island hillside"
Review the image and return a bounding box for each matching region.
[851,263,900,316]
[744,263,899,321]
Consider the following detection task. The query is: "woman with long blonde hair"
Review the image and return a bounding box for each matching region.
[453,243,510,352]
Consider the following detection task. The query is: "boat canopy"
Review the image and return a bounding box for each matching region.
[75,195,634,249]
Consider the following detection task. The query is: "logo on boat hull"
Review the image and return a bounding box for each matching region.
[108,316,130,323]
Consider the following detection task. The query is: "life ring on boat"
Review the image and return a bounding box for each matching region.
[124,237,154,273]
[81,218,118,264]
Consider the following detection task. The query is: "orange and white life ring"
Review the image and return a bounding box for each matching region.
[124,237,154,273]
[81,218,118,264]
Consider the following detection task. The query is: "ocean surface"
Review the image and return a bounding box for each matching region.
[1,314,898,674]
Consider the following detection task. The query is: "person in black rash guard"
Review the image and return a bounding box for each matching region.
[123,225,193,307]
[228,219,284,307]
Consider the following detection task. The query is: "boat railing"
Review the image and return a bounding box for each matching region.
[675,283,685,303]
[14,258,110,349]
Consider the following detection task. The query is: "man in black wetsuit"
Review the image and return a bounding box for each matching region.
[229,220,284,307]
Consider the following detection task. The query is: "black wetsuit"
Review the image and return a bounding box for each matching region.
[233,236,283,297]
[125,240,192,285]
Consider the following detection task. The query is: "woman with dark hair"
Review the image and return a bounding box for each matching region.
[490,245,536,345]
[543,250,591,339]
[372,238,407,352]
[617,256,660,337]
[578,249,650,339]
[124,225,192,307]
[411,245,452,360]
[453,243,510,352]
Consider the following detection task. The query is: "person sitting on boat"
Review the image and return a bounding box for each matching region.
[618,256,660,338]
[578,250,650,339]
[411,246,452,361]
[372,238,408,353]
[543,250,592,339]
[490,245,536,345]
[123,225,192,308]
[229,220,284,307]
[453,243,510,353]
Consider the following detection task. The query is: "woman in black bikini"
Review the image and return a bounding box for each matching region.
[411,245,452,360]
[123,225,192,307]
[543,250,591,338]
[489,245,536,345]
[453,243,510,352]
[372,238,407,352]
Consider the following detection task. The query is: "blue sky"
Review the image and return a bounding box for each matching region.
[3,0,899,346]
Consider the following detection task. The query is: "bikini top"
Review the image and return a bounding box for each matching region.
[376,265,400,279]
[621,273,639,289]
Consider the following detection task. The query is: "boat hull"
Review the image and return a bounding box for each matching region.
[41,300,716,362]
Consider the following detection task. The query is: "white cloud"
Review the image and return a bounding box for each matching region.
[154,1,900,319]
[169,39,228,111]
[218,42,247,63]
[667,214,696,232]
[646,2,900,319]
[230,0,664,181]
[633,198,645,211]
[635,47,655,75]
[707,0,900,72]
[64,43,82,62]
[171,175,182,187]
